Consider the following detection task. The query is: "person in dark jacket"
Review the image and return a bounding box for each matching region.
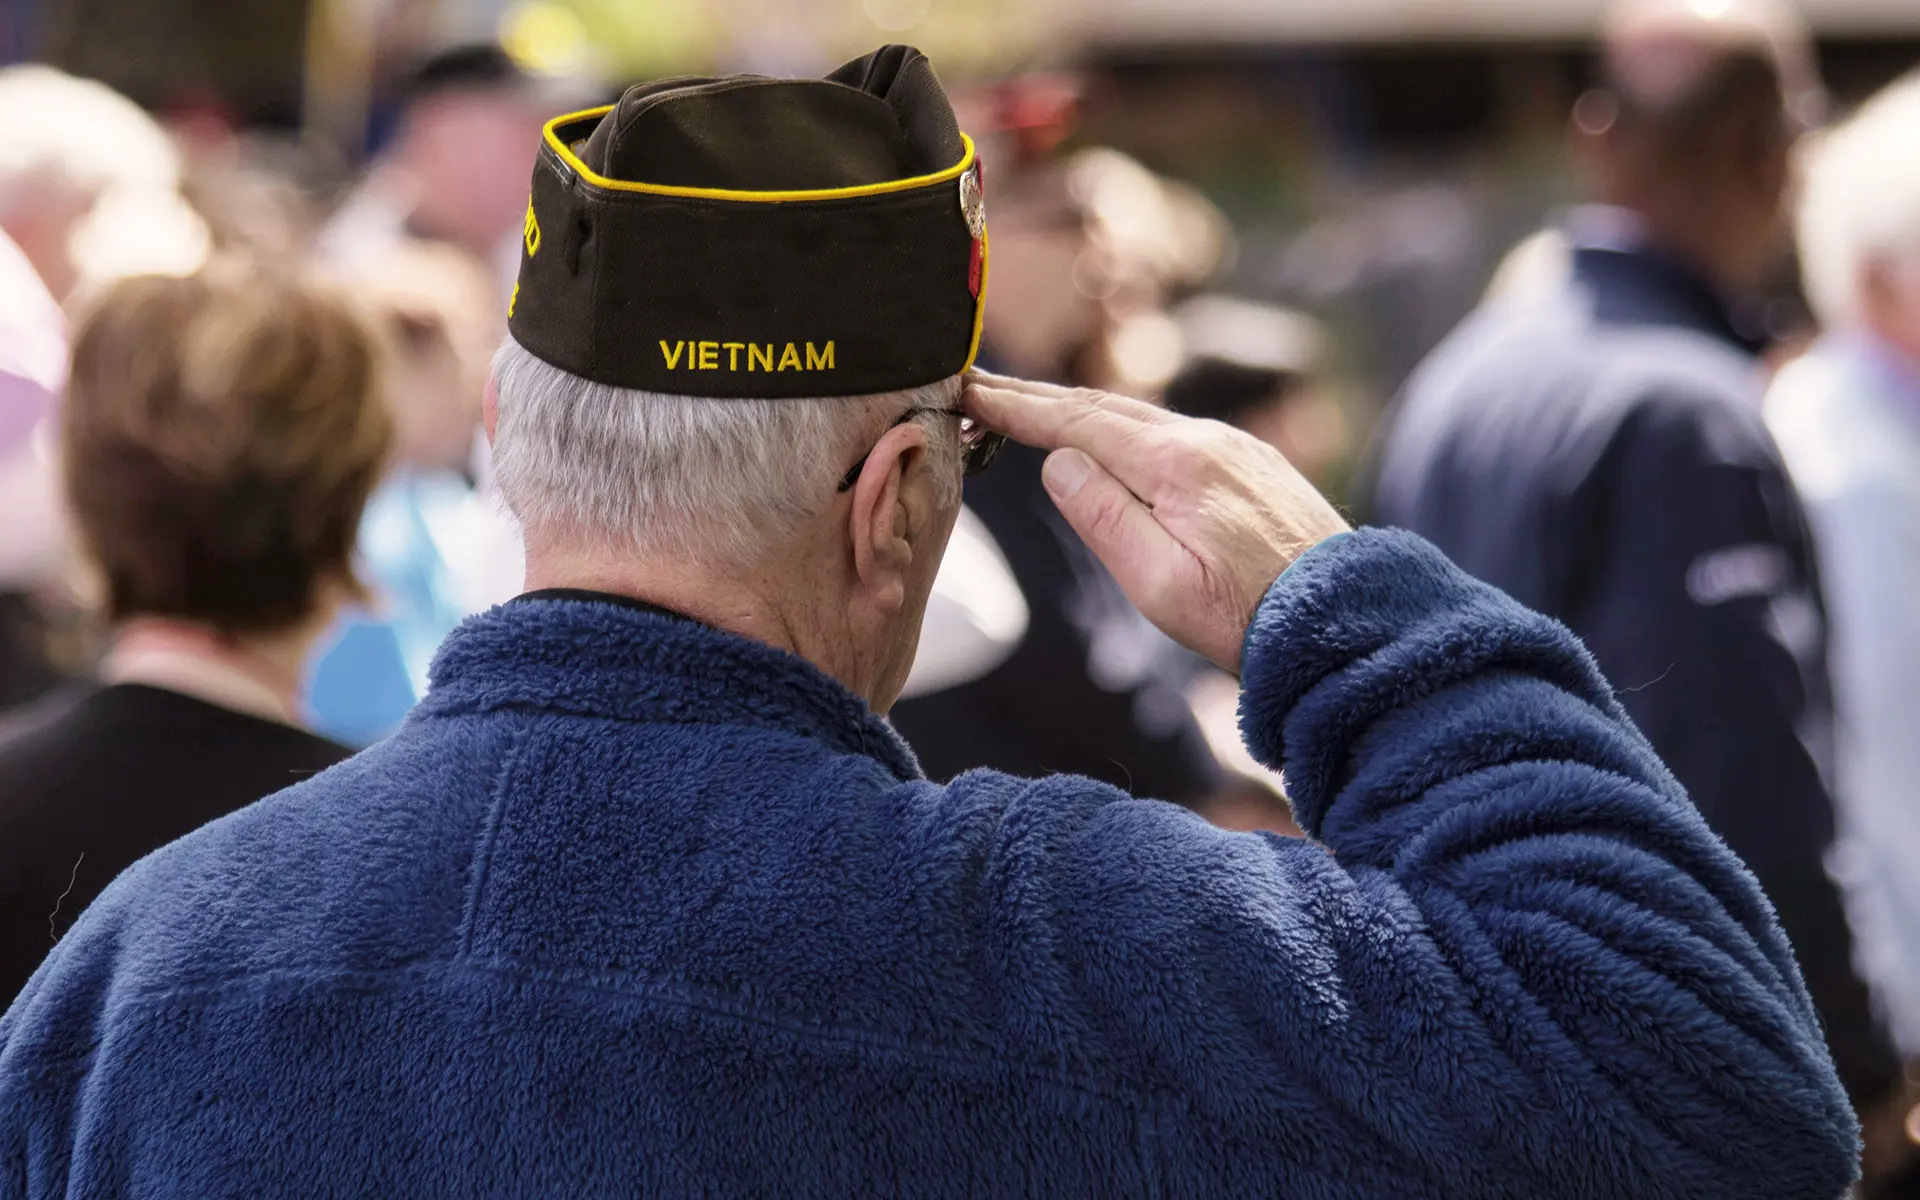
[888,435,1224,802]
[890,155,1225,805]
[0,47,1859,1197]
[0,265,392,1004]
[1370,0,1902,1119]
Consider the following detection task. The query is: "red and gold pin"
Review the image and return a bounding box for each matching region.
[959,161,986,298]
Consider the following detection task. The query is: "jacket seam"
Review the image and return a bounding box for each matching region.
[41,958,1147,1110]
[469,956,1139,1104]
[457,721,529,957]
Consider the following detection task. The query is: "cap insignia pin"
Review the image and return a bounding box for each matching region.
[959,164,985,239]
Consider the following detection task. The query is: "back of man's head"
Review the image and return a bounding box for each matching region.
[1598,0,1821,132]
[490,45,990,707]
[1796,71,1920,338]
[1574,0,1819,284]
[490,341,961,567]
[494,46,985,564]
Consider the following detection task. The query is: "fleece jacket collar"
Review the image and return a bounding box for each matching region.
[415,588,922,781]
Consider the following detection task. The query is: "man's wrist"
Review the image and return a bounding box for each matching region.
[1237,531,1356,679]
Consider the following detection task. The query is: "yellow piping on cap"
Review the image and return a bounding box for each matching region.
[963,227,988,372]
[541,105,978,202]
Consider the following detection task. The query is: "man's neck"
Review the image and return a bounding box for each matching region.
[527,567,790,653]
[1580,197,1735,292]
[522,545,869,691]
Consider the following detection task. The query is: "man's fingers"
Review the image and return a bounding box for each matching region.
[966,369,1179,426]
[1089,390,1182,425]
[964,381,1170,496]
[1040,448,1183,613]
[963,380,1105,446]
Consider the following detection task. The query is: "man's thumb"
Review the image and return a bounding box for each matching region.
[1041,448,1095,501]
[1042,448,1171,594]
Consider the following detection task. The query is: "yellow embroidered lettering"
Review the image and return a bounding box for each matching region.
[660,340,835,371]
[508,281,519,318]
[523,199,541,256]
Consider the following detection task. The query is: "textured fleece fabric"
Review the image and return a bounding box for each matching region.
[0,530,1856,1198]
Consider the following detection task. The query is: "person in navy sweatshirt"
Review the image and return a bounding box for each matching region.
[1367,0,1903,1128]
[0,46,1858,1198]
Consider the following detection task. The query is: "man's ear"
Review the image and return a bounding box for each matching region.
[482,370,499,446]
[846,421,935,614]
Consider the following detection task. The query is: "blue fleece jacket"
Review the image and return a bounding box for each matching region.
[0,530,1855,1197]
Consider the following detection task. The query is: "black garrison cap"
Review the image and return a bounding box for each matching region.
[507,45,987,399]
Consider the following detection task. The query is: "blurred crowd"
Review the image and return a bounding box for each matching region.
[2,0,1920,1189]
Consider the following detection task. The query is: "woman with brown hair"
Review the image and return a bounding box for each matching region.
[0,263,392,1003]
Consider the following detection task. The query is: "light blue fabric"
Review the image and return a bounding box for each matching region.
[1,530,1857,1197]
[1770,333,1920,1056]
[304,472,482,746]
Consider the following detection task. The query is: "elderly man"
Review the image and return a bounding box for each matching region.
[1370,0,1903,1117]
[0,47,1856,1197]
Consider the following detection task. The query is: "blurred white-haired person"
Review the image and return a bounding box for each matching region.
[0,65,206,709]
[1768,70,1920,1059]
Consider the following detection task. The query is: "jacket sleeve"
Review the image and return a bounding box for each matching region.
[962,528,1857,1198]
[1569,396,1898,1105]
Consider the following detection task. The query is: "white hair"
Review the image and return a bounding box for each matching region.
[0,66,206,286]
[491,336,963,565]
[1797,72,1920,329]
[0,65,179,214]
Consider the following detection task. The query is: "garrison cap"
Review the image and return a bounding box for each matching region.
[508,45,986,398]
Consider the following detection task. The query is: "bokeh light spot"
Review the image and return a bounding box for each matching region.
[500,2,590,75]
